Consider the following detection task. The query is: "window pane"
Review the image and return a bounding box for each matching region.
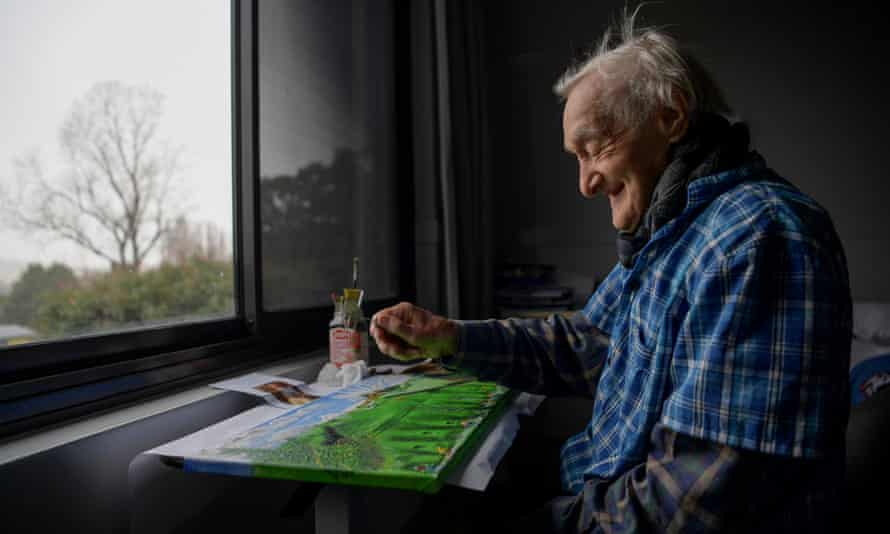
[259,0,400,311]
[0,0,234,347]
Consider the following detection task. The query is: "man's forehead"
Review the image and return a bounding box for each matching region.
[563,74,605,141]
[564,112,603,149]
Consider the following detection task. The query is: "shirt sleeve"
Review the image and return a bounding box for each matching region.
[554,423,839,534]
[661,230,851,458]
[440,312,609,398]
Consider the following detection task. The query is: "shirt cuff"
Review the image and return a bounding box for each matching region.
[441,319,495,371]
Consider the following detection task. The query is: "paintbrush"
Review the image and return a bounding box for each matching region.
[377,377,476,399]
[352,257,359,289]
[353,257,364,308]
[343,257,364,329]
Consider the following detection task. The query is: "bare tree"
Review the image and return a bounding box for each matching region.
[1,81,184,272]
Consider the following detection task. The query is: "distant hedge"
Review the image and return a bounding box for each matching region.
[35,258,234,337]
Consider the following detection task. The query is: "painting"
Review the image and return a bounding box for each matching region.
[182,366,515,493]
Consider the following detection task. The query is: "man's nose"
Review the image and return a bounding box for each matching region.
[579,166,603,198]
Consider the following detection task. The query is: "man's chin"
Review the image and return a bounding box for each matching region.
[610,200,642,233]
[612,215,642,234]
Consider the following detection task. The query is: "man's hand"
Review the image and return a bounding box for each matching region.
[370,302,458,361]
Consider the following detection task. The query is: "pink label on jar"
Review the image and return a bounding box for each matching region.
[330,327,360,367]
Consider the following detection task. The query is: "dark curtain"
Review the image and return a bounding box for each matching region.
[407,0,494,320]
[443,0,495,319]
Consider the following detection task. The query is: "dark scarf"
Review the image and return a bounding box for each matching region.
[616,113,751,268]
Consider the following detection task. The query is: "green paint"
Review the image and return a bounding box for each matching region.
[222,375,515,493]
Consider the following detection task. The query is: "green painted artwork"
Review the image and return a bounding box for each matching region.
[183,366,516,493]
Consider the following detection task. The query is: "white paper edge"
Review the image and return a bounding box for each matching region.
[446,392,546,491]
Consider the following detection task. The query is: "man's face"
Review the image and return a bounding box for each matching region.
[562,73,674,233]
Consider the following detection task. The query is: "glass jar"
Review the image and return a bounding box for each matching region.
[329,300,368,368]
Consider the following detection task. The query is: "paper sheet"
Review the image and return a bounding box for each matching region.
[446,392,545,491]
[209,373,338,409]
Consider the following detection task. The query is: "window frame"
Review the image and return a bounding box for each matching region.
[0,0,415,440]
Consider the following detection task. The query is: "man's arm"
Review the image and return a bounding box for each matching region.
[549,423,839,534]
[371,303,610,398]
[443,313,609,397]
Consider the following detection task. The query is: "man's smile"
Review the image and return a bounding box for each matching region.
[607,182,625,198]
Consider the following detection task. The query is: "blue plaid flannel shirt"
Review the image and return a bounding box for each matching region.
[443,155,851,532]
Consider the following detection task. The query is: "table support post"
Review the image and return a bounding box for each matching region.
[315,485,367,534]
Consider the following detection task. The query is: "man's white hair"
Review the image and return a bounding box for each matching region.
[554,5,731,136]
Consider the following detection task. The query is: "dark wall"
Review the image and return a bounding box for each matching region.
[481,0,890,301]
[0,368,320,534]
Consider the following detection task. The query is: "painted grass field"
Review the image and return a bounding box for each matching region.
[219,374,514,492]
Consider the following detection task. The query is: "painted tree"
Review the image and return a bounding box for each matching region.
[2,81,184,272]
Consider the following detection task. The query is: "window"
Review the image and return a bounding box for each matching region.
[259,1,400,311]
[0,0,234,346]
[0,0,411,438]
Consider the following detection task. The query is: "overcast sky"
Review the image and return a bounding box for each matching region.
[0,0,231,279]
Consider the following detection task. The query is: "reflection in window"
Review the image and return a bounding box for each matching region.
[0,0,234,346]
[259,0,399,311]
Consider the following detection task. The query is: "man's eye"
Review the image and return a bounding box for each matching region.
[592,143,612,160]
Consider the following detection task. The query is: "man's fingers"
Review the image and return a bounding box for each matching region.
[371,322,423,361]
[371,303,432,361]
[373,313,419,345]
[377,340,423,361]
[370,324,404,349]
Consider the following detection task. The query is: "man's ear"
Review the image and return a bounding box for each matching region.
[658,91,689,143]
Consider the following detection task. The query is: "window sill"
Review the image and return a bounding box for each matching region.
[0,352,327,466]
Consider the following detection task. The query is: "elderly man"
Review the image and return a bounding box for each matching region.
[372,12,851,534]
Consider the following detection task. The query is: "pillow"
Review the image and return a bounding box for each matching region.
[852,337,889,369]
[850,352,890,406]
[850,337,890,407]
[853,301,890,346]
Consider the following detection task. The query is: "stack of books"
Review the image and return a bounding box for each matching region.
[495,264,575,318]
